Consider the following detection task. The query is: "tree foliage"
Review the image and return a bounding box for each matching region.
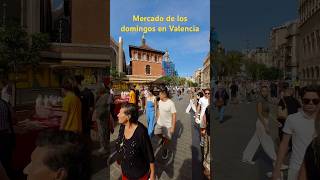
[0,24,49,75]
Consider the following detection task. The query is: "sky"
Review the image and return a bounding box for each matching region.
[111,0,210,78]
[212,0,298,51]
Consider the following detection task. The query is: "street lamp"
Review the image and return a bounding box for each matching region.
[2,2,6,26]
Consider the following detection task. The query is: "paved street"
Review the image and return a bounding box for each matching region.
[92,93,203,180]
[213,100,282,180]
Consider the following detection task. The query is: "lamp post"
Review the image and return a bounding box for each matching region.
[2,2,6,26]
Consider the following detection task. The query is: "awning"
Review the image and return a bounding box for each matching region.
[50,60,111,68]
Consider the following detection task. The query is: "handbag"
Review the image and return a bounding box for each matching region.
[216,98,224,107]
[278,98,288,119]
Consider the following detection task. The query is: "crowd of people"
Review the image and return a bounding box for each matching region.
[231,79,320,180]
[185,87,212,179]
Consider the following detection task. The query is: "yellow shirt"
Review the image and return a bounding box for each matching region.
[62,92,82,133]
[129,90,136,104]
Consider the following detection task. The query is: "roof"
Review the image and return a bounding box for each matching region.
[129,45,165,58]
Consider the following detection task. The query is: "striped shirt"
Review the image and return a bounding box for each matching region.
[0,99,10,131]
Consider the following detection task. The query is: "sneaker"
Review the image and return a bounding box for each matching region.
[266,172,272,178]
[162,148,169,160]
[242,159,255,165]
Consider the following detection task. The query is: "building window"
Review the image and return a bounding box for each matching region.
[134,52,138,60]
[146,54,149,61]
[138,52,141,60]
[40,0,72,43]
[303,69,306,78]
[311,67,315,78]
[316,67,320,78]
[145,65,151,75]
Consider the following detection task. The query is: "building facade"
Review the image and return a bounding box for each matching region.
[202,54,210,88]
[193,68,202,87]
[297,0,320,85]
[270,21,299,80]
[127,37,165,84]
[246,47,272,67]
[11,0,116,105]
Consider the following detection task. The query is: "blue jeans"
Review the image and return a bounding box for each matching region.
[218,106,225,122]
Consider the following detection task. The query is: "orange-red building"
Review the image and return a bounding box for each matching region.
[127,37,165,84]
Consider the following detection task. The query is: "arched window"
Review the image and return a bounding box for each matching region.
[145,65,151,75]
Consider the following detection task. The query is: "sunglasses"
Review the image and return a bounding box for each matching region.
[302,98,320,105]
[205,93,210,95]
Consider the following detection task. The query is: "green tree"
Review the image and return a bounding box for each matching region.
[0,24,49,76]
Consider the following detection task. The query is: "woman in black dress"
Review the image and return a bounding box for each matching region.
[299,109,320,180]
[116,103,155,180]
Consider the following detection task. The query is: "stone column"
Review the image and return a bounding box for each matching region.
[118,37,123,73]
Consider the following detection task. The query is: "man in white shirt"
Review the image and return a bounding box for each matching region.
[154,89,177,160]
[272,85,320,180]
[196,89,210,127]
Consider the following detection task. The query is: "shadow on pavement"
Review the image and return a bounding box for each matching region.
[154,120,183,179]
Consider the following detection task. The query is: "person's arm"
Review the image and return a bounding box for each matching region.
[60,99,69,130]
[171,113,176,134]
[149,163,155,180]
[196,100,201,118]
[272,134,291,180]
[60,112,67,130]
[257,102,268,131]
[298,161,307,180]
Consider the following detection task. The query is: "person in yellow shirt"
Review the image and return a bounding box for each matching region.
[129,87,136,104]
[60,81,82,133]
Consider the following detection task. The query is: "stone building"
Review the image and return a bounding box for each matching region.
[246,47,272,67]
[297,0,320,85]
[202,53,210,88]
[270,21,299,80]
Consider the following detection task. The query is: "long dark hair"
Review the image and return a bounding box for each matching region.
[312,111,320,166]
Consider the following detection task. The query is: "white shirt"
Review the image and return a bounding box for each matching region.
[1,86,10,103]
[157,99,176,128]
[283,111,315,170]
[199,97,209,115]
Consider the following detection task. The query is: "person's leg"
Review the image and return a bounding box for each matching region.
[219,106,225,122]
[256,120,277,161]
[146,109,151,136]
[185,103,191,113]
[203,134,210,171]
[162,127,172,159]
[97,119,107,151]
[287,168,299,180]
[149,111,155,137]
[242,130,260,162]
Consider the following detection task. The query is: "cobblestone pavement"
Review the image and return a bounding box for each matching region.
[213,100,285,180]
[91,94,195,180]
